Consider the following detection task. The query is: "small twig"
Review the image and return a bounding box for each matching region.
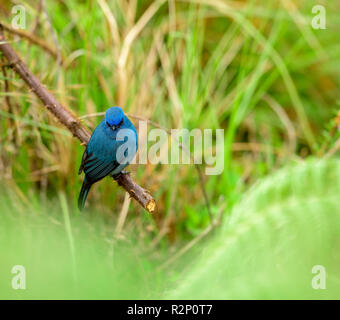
[32,0,43,34]
[324,137,340,159]
[319,109,340,157]
[195,163,212,222]
[1,23,64,64]
[0,24,155,213]
[262,94,297,155]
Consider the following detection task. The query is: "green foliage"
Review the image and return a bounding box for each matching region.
[0,189,165,299]
[170,159,340,299]
[1,0,340,299]
[1,160,340,299]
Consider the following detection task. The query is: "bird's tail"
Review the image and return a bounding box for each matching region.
[78,178,92,211]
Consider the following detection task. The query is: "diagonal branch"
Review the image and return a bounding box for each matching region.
[0,23,155,213]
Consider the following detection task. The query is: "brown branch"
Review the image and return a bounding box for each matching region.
[0,24,156,213]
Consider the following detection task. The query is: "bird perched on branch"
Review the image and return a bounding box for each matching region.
[78,107,138,210]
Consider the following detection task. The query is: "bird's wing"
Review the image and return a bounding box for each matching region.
[80,121,137,183]
[78,146,88,174]
[82,153,120,184]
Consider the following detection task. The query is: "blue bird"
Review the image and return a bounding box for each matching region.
[78,106,138,210]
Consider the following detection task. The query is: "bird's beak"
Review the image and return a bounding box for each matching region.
[106,122,117,131]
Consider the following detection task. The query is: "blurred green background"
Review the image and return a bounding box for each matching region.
[1,0,340,299]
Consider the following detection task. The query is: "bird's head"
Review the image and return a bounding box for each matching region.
[105,106,124,128]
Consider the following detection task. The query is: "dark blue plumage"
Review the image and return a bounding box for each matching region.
[78,107,138,210]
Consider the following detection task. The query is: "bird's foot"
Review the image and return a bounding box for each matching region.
[112,170,130,179]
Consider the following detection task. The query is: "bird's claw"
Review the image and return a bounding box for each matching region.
[112,170,130,179]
